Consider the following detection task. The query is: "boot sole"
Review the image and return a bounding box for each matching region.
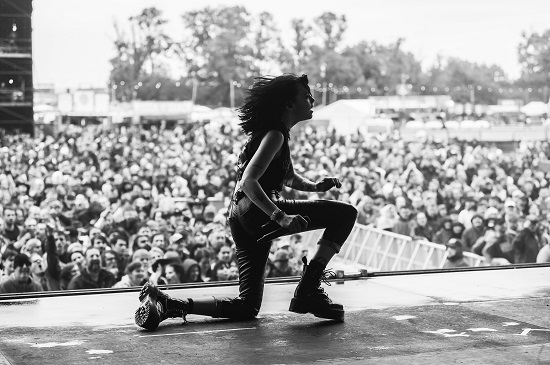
[289,298,345,322]
[135,291,161,330]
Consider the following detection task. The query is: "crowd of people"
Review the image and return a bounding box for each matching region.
[0,120,549,294]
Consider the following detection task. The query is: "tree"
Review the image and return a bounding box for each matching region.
[344,40,423,96]
[425,58,505,104]
[302,46,362,104]
[313,12,347,51]
[180,6,256,106]
[287,18,313,71]
[517,29,550,102]
[109,7,173,101]
[250,12,289,75]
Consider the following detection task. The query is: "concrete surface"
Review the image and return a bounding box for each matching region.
[0,267,549,364]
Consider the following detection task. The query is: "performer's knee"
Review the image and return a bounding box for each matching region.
[215,297,259,320]
[345,203,359,223]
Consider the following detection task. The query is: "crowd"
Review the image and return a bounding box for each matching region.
[0,120,549,294]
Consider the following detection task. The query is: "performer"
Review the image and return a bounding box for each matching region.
[135,74,357,330]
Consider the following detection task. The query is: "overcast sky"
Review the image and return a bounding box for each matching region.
[32,0,550,90]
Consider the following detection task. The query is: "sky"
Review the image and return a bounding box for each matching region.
[32,0,550,90]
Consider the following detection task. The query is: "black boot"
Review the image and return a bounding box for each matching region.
[135,283,190,330]
[289,257,344,321]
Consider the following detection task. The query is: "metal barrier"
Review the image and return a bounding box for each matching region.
[301,223,485,271]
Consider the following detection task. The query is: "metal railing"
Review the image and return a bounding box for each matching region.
[302,223,485,271]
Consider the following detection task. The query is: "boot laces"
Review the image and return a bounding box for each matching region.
[320,268,335,286]
[158,296,189,324]
[166,307,188,324]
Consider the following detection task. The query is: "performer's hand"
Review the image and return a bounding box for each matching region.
[276,214,309,233]
[315,177,342,192]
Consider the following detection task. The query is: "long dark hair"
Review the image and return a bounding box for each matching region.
[237,74,310,135]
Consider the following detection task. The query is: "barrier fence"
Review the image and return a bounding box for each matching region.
[301,223,485,272]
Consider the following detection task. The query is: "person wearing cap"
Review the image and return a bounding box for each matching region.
[504,199,517,215]
[0,253,44,294]
[512,216,541,264]
[450,221,465,240]
[268,249,298,278]
[442,239,469,269]
[433,218,453,244]
[483,220,514,266]
[461,214,486,253]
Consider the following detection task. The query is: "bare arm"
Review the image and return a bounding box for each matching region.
[239,130,308,233]
[239,130,284,217]
[284,159,342,192]
[283,159,317,192]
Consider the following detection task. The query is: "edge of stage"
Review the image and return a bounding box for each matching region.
[0,265,549,364]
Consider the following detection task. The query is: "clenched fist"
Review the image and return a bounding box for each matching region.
[315,177,342,192]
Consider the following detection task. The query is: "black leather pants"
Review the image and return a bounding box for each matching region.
[214,196,357,319]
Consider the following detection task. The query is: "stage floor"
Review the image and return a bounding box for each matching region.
[0,267,549,364]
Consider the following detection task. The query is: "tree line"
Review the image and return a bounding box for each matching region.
[109,6,550,108]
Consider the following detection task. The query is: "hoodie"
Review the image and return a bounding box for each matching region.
[182,258,203,283]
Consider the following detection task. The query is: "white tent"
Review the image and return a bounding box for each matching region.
[425,120,444,129]
[521,101,549,116]
[405,120,424,128]
[444,120,460,129]
[475,120,491,128]
[460,120,477,128]
[310,100,392,135]
[189,105,214,121]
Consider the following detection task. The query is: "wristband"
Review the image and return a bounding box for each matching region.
[270,208,285,221]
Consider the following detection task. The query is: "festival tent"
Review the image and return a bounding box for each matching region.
[444,120,460,129]
[424,120,444,129]
[474,120,491,128]
[460,120,477,128]
[309,100,392,134]
[405,120,424,128]
[189,105,215,122]
[521,101,549,116]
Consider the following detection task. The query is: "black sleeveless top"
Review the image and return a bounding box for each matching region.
[234,128,291,196]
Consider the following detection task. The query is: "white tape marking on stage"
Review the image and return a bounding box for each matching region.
[467,328,498,332]
[86,350,114,354]
[0,350,12,365]
[138,327,256,338]
[515,328,550,336]
[393,315,416,321]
